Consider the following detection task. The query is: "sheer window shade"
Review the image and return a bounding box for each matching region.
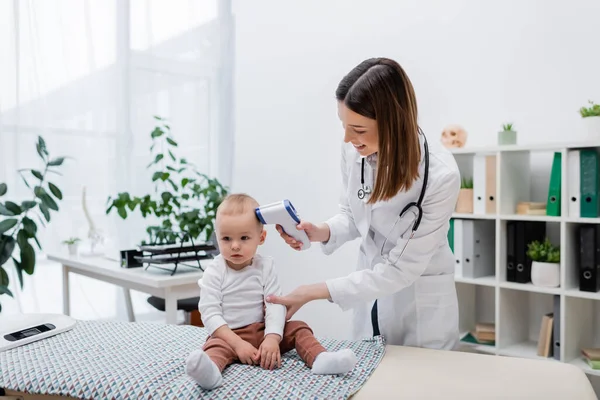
[0,0,233,319]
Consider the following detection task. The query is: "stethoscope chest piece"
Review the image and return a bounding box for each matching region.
[357,186,371,200]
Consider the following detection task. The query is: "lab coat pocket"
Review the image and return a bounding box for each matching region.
[414,274,459,350]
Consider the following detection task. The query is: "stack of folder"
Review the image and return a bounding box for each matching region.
[448,219,495,278]
[472,154,497,215]
[581,348,600,369]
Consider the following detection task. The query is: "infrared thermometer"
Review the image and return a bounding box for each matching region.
[255,199,311,250]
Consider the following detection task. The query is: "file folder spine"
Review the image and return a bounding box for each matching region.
[546,152,561,217]
[580,150,599,218]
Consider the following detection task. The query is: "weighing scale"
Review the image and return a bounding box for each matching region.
[0,313,77,352]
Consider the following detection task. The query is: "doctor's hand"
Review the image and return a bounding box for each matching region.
[266,283,331,320]
[276,221,330,250]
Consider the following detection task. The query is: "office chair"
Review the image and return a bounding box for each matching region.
[146,296,203,326]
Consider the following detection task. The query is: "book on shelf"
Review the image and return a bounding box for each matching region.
[537,313,554,357]
[461,322,496,345]
[582,348,600,369]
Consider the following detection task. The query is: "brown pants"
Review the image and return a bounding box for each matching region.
[203,320,326,372]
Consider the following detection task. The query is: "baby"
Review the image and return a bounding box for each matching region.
[185,193,357,390]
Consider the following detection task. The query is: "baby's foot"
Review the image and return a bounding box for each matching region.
[185,349,223,390]
[311,348,357,375]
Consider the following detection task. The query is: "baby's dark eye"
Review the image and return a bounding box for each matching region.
[241,236,250,240]
[221,237,230,241]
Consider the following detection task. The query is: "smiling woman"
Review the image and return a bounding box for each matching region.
[271,57,461,351]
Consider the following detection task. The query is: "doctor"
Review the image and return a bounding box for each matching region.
[267,57,461,350]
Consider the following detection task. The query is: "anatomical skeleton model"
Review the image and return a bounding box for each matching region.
[440,124,468,148]
[82,186,105,255]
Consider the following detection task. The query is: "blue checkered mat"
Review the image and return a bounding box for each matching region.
[0,320,386,399]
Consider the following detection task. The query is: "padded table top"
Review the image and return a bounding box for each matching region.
[353,345,597,399]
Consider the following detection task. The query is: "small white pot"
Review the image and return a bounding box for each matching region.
[68,243,79,256]
[583,116,600,139]
[531,261,560,288]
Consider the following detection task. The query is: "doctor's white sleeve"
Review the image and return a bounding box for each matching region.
[325,169,460,311]
[262,258,286,338]
[321,144,361,255]
[198,263,228,335]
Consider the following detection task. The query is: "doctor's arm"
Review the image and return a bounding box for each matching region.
[267,169,460,317]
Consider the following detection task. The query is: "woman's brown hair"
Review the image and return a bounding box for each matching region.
[336,57,421,204]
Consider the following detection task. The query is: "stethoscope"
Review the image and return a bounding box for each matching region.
[358,129,430,262]
[364,129,430,337]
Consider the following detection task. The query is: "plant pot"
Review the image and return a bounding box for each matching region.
[455,188,473,213]
[583,116,600,139]
[531,261,560,288]
[498,130,517,145]
[68,243,79,256]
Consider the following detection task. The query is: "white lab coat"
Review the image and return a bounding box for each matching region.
[321,134,461,350]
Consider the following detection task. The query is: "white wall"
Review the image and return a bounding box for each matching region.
[232,0,600,339]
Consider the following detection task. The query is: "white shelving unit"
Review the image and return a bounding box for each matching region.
[450,140,600,379]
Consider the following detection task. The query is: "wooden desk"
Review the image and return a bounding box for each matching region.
[48,253,209,324]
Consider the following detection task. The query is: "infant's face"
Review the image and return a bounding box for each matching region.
[216,211,266,270]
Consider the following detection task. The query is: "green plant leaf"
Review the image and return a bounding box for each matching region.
[0,204,14,216]
[48,157,65,166]
[36,143,45,160]
[32,170,44,180]
[48,182,63,200]
[169,150,176,162]
[166,137,178,147]
[152,172,162,182]
[12,257,24,289]
[0,218,18,234]
[21,200,37,211]
[151,127,164,138]
[22,217,37,238]
[0,282,13,298]
[38,136,47,153]
[0,235,16,266]
[33,235,42,250]
[161,172,170,181]
[39,203,51,222]
[0,183,6,197]
[19,239,36,275]
[153,115,163,121]
[41,193,59,211]
[117,206,127,219]
[5,202,22,215]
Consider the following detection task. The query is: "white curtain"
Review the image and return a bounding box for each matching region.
[0,0,234,319]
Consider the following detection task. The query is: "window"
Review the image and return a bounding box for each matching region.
[0,0,233,319]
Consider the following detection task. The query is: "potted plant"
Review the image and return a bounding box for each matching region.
[527,238,560,288]
[106,116,228,246]
[62,237,81,256]
[498,123,517,145]
[0,136,67,312]
[579,100,600,139]
[455,177,473,213]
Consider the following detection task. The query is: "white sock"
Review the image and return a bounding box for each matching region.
[185,349,224,390]
[311,348,357,375]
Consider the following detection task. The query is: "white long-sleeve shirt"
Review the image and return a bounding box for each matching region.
[198,253,286,338]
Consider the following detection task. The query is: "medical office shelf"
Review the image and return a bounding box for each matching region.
[449,141,600,378]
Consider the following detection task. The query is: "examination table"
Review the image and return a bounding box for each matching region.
[1,319,596,399]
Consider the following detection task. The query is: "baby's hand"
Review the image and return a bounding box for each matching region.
[234,340,259,365]
[259,334,281,370]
